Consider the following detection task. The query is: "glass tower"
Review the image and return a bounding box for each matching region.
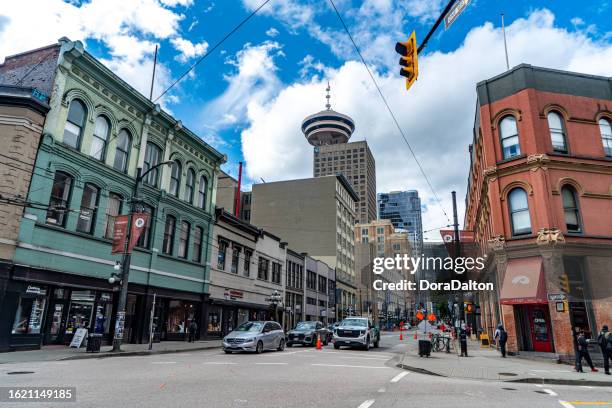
[377,190,423,257]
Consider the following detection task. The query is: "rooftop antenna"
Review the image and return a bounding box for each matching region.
[501,13,510,71]
[325,81,331,110]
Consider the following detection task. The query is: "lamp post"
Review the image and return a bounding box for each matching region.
[267,290,282,322]
[112,160,173,352]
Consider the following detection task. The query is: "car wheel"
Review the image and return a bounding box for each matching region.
[256,341,263,354]
[277,339,285,352]
[224,350,232,354]
[333,343,340,350]
[364,336,370,351]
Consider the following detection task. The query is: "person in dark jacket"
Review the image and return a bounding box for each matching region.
[459,324,468,357]
[494,324,508,358]
[597,325,612,375]
[188,320,198,343]
[575,330,598,373]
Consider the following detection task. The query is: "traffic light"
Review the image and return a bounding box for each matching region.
[395,31,419,90]
[465,303,474,313]
[559,274,570,293]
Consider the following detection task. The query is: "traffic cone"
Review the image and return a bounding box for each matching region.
[400,332,403,341]
[316,334,322,350]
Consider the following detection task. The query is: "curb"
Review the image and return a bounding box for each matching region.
[396,361,612,387]
[60,344,221,361]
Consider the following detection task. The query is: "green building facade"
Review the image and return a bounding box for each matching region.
[0,38,225,350]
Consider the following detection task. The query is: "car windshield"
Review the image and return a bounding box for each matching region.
[235,322,263,332]
[295,322,316,330]
[340,319,367,327]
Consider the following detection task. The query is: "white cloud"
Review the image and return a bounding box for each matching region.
[266,27,280,37]
[171,37,209,62]
[0,0,197,106]
[237,9,612,239]
[201,41,284,130]
[298,54,326,79]
[404,0,444,23]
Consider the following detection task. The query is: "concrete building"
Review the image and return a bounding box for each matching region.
[214,170,252,223]
[250,175,358,321]
[303,85,376,224]
[354,220,413,327]
[304,256,335,325]
[0,39,225,351]
[284,249,305,331]
[207,209,287,338]
[464,64,612,361]
[377,190,423,258]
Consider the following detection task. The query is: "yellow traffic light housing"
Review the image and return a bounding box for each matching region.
[395,31,419,90]
[559,274,570,294]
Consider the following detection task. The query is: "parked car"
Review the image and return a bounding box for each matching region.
[223,321,285,354]
[332,317,380,350]
[287,321,330,347]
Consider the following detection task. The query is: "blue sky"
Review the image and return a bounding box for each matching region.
[1,0,611,237]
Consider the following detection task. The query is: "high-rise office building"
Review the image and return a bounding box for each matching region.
[304,84,376,224]
[377,190,423,257]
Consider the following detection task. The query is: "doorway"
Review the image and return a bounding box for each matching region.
[528,305,553,352]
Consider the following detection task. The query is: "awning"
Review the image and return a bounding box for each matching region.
[499,257,547,305]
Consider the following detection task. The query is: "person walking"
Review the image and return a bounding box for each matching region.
[459,324,468,357]
[494,324,508,358]
[575,330,598,373]
[188,320,198,343]
[597,325,612,375]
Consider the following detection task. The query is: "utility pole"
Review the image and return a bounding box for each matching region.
[451,191,463,328]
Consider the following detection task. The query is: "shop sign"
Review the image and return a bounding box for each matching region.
[26,285,41,295]
[69,328,88,348]
[111,213,149,254]
[547,293,567,301]
[229,290,243,299]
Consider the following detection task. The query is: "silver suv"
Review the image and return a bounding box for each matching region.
[223,321,285,354]
[332,317,380,350]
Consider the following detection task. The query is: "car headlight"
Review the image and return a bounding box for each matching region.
[360,330,366,336]
[245,337,255,343]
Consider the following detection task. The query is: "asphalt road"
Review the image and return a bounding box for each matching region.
[1,333,611,408]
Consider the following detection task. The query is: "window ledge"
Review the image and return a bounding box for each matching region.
[496,155,526,166]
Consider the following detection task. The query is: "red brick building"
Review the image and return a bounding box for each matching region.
[464,65,612,360]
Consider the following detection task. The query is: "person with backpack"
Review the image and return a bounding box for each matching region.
[188,320,198,343]
[494,324,508,358]
[575,330,598,373]
[597,325,612,375]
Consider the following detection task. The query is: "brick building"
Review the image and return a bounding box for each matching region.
[464,64,612,360]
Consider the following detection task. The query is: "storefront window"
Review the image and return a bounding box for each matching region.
[167,300,196,333]
[237,309,249,326]
[207,307,221,336]
[65,290,95,335]
[12,290,47,334]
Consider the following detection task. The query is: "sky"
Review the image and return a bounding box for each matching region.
[1,0,611,241]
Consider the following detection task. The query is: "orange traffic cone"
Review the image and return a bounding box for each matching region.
[400,332,403,341]
[316,334,322,350]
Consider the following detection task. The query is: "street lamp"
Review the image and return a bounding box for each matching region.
[112,160,173,352]
[266,290,282,322]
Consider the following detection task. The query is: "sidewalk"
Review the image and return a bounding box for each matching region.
[397,339,612,387]
[0,340,222,365]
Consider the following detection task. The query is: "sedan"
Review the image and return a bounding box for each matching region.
[223,321,285,354]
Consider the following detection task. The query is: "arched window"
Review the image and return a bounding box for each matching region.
[143,142,162,187]
[169,160,182,197]
[47,171,73,227]
[63,99,86,149]
[508,188,531,235]
[561,186,581,232]
[113,129,131,173]
[193,226,203,263]
[184,168,195,203]
[90,116,109,160]
[162,215,176,255]
[499,116,521,159]
[547,111,567,153]
[600,118,612,157]
[178,221,190,259]
[76,183,100,234]
[104,193,122,239]
[198,175,208,209]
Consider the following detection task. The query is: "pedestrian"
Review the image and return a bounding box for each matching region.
[188,320,198,343]
[459,324,468,357]
[575,330,598,373]
[494,324,508,358]
[597,325,612,375]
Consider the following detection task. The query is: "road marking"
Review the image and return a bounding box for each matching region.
[159,383,166,390]
[559,402,574,408]
[152,361,176,364]
[390,372,409,383]
[535,384,544,388]
[312,364,390,369]
[579,386,594,389]
[203,362,238,365]
[255,362,288,365]
[543,389,558,396]
[357,399,375,408]
[377,388,385,393]
[566,403,612,406]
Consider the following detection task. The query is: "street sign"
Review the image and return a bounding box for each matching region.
[547,293,567,301]
[444,0,471,30]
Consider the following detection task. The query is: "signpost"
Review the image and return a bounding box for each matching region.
[70,328,88,348]
[444,0,471,30]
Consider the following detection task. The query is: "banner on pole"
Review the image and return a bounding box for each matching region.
[111,213,149,254]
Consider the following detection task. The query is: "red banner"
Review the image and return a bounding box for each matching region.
[111,213,149,254]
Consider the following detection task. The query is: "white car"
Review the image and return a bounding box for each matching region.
[332,317,380,350]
